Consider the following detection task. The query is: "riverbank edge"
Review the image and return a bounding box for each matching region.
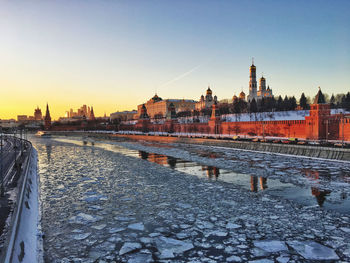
[0,146,43,263]
[50,131,350,162]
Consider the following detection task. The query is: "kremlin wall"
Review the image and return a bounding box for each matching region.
[117,88,350,142]
[119,96,350,141]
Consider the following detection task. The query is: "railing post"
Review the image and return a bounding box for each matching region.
[0,132,3,197]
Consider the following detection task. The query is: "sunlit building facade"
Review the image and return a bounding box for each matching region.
[137,94,196,119]
[195,87,218,111]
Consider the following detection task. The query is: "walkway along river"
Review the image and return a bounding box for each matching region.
[31,135,350,262]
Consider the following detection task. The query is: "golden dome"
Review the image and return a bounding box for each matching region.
[206,87,212,95]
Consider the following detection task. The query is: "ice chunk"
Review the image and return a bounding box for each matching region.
[227,255,242,262]
[177,203,191,209]
[207,230,228,237]
[128,223,145,231]
[226,223,241,229]
[248,260,274,263]
[115,216,135,221]
[158,249,175,259]
[69,213,102,224]
[276,256,289,263]
[155,236,194,257]
[119,242,142,255]
[287,241,339,260]
[340,227,350,233]
[72,232,91,240]
[253,240,288,252]
[108,227,125,233]
[91,224,106,230]
[84,194,107,202]
[127,252,153,263]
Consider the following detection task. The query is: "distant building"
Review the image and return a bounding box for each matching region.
[137,94,196,119]
[0,119,17,128]
[17,115,28,122]
[247,60,273,102]
[195,87,218,111]
[64,105,95,120]
[257,76,272,99]
[110,110,137,121]
[232,90,246,102]
[239,90,246,100]
[34,107,43,120]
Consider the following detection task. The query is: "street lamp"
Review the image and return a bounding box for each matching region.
[13,128,18,169]
[325,119,329,142]
[0,127,3,197]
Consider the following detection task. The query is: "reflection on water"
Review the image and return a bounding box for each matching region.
[203,166,220,180]
[311,187,331,207]
[250,176,268,192]
[167,156,177,169]
[139,151,221,180]
[49,137,350,214]
[135,150,346,211]
[46,144,52,163]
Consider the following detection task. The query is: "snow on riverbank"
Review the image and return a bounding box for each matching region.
[9,149,43,263]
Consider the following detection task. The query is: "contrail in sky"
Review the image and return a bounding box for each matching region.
[159,63,203,89]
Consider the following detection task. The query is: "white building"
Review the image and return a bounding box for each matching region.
[195,87,218,111]
[247,61,273,102]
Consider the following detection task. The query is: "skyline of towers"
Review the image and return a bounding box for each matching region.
[64,104,96,120]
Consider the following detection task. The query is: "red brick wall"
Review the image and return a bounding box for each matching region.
[339,118,350,141]
[221,120,306,138]
[111,110,350,141]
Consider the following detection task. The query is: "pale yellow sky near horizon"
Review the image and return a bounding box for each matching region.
[1,1,349,120]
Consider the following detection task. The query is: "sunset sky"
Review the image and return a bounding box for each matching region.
[0,0,349,120]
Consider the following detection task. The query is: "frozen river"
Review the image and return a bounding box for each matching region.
[31,135,350,262]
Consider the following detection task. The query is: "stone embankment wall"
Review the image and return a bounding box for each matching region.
[113,134,350,161]
[1,146,42,263]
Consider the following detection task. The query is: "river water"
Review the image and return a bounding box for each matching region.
[31,135,350,262]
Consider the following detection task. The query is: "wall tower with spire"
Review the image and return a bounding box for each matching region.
[90,106,95,120]
[44,103,52,130]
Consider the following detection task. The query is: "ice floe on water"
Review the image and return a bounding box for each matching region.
[69,213,102,225]
[155,237,194,259]
[30,136,350,262]
[253,240,288,253]
[287,241,340,260]
[71,232,91,240]
[119,242,142,255]
[128,223,145,231]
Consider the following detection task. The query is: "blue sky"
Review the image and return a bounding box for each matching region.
[0,0,349,118]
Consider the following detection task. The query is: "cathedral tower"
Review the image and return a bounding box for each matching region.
[259,76,266,92]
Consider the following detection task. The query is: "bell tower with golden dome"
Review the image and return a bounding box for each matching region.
[248,58,257,102]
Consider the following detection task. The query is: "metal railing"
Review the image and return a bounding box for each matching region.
[0,129,32,263]
[0,129,28,197]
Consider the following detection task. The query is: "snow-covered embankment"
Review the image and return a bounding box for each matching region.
[2,147,42,263]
